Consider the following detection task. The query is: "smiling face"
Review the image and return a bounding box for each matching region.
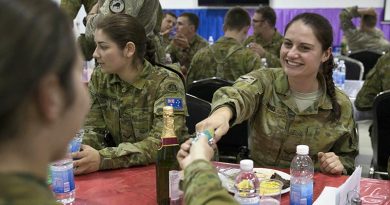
[93,29,129,74]
[280,20,331,80]
[161,14,177,33]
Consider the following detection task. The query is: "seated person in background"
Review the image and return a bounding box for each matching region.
[196,13,358,175]
[85,0,166,64]
[355,52,390,111]
[243,6,283,68]
[160,12,177,50]
[340,6,390,53]
[166,12,208,76]
[0,0,90,203]
[73,14,189,175]
[177,136,239,205]
[186,7,261,86]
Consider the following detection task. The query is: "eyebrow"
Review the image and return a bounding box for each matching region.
[284,38,315,47]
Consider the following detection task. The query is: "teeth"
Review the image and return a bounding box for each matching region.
[286,60,301,66]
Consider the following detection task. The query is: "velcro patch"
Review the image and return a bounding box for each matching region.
[166,98,183,110]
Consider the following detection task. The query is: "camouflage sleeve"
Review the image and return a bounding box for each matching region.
[60,0,82,19]
[123,0,145,18]
[186,49,204,86]
[82,0,98,13]
[98,73,188,170]
[243,36,255,46]
[183,160,239,205]
[212,70,265,125]
[340,6,359,33]
[82,70,107,150]
[85,0,109,39]
[355,54,389,110]
[330,94,358,174]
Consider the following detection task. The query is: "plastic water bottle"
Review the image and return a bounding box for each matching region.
[260,58,268,69]
[208,36,214,45]
[165,53,173,65]
[290,145,314,205]
[70,129,83,153]
[234,159,260,205]
[339,60,346,89]
[50,149,76,204]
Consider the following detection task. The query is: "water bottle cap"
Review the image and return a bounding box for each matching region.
[296,145,309,155]
[240,159,253,171]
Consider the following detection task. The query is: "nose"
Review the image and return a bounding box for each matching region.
[92,47,99,59]
[286,46,299,58]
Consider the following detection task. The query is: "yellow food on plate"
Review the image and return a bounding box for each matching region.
[255,170,274,181]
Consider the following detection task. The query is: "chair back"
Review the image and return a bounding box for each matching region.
[218,120,249,163]
[348,49,383,79]
[371,90,390,172]
[336,55,364,80]
[187,77,233,102]
[185,94,211,135]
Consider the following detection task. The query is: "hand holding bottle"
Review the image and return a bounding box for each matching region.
[318,152,344,175]
[177,136,214,170]
[195,106,232,142]
[72,144,101,175]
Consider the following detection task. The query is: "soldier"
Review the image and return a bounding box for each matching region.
[166,13,208,76]
[160,12,177,50]
[196,13,358,175]
[72,14,189,174]
[187,7,261,85]
[243,6,283,68]
[340,6,390,53]
[355,52,390,110]
[0,0,90,203]
[85,0,165,64]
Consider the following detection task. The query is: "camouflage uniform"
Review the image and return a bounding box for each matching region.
[83,60,189,170]
[355,52,390,110]
[166,34,208,69]
[212,68,358,174]
[243,30,283,68]
[340,6,390,53]
[187,36,261,85]
[183,160,238,205]
[85,0,165,63]
[60,0,98,19]
[161,34,172,51]
[0,173,59,205]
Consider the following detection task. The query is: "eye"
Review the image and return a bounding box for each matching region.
[299,45,311,52]
[283,41,293,48]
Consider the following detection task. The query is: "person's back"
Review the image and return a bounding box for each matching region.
[187,7,261,85]
[340,6,390,53]
[355,52,390,110]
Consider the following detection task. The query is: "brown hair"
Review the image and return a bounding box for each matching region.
[0,0,76,139]
[179,13,200,31]
[224,7,251,31]
[362,14,377,28]
[256,6,277,27]
[285,13,341,121]
[96,14,147,65]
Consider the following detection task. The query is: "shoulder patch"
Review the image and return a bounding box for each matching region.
[165,83,178,92]
[109,0,125,13]
[166,98,183,110]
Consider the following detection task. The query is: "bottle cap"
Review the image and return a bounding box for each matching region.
[163,106,174,114]
[296,145,309,155]
[240,159,253,171]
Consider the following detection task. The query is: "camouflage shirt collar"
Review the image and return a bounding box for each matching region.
[274,72,332,110]
[108,60,152,90]
[189,34,202,46]
[216,36,241,45]
[255,29,283,47]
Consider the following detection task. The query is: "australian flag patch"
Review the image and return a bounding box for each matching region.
[165,98,183,110]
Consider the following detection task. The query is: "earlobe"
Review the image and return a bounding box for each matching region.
[322,48,332,63]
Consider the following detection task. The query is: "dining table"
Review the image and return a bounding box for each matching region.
[72,162,390,205]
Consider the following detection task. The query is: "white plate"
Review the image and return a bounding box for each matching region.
[218,168,290,195]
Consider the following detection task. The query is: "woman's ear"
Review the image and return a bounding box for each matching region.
[36,74,64,122]
[322,47,332,63]
[124,42,136,58]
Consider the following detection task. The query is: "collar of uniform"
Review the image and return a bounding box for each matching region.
[255,29,282,47]
[189,34,201,46]
[216,36,241,45]
[107,60,152,90]
[274,71,333,114]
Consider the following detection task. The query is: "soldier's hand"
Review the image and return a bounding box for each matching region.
[195,106,232,143]
[318,152,344,175]
[72,144,101,175]
[247,42,266,57]
[177,136,214,169]
[173,33,190,49]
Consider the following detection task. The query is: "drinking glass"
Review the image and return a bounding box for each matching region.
[259,179,283,205]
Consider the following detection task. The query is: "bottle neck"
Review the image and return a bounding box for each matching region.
[160,111,178,147]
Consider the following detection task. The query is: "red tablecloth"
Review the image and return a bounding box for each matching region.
[73,164,390,205]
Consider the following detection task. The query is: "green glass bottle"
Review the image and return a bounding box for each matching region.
[156,106,180,205]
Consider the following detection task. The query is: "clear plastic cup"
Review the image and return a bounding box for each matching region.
[259,179,283,205]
